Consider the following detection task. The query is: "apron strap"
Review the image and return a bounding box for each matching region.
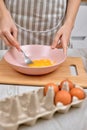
[15,15,64,33]
[5,0,66,34]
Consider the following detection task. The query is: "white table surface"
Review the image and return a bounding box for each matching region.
[0,49,87,130]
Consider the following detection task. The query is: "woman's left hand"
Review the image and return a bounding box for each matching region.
[51,23,72,55]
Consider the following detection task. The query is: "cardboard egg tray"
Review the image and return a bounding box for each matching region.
[0,85,86,130]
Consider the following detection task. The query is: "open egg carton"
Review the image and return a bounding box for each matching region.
[0,83,86,130]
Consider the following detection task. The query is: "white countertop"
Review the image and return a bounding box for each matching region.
[0,48,87,130]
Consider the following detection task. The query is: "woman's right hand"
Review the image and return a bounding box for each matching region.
[0,10,20,51]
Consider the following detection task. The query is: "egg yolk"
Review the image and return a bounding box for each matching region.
[28,59,54,67]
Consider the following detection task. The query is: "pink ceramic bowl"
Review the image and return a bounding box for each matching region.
[4,45,66,75]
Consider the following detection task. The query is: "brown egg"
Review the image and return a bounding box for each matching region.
[70,87,85,100]
[44,83,59,96]
[55,90,72,105]
[59,79,74,91]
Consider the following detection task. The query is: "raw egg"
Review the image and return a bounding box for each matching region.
[44,83,59,96]
[59,79,74,91]
[70,87,85,100]
[28,59,54,67]
[55,90,72,105]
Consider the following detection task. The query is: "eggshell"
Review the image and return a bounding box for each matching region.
[55,90,72,105]
[59,79,74,91]
[44,83,59,96]
[70,87,85,100]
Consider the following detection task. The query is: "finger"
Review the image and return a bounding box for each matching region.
[51,31,62,49]
[61,36,67,56]
[0,30,2,38]
[3,31,21,51]
[56,42,62,48]
[1,35,12,47]
[63,45,67,56]
[11,27,18,39]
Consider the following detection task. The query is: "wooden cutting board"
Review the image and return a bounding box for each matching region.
[0,57,87,88]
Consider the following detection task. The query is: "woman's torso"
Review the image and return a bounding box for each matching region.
[0,0,67,49]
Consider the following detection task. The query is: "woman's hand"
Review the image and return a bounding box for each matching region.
[52,0,81,55]
[51,23,72,55]
[0,10,20,51]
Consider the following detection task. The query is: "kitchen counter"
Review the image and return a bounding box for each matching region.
[0,48,87,130]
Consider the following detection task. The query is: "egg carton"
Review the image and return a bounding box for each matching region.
[0,85,86,130]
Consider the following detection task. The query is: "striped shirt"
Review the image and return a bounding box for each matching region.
[0,0,67,49]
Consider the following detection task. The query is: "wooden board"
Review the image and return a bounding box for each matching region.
[0,57,87,88]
